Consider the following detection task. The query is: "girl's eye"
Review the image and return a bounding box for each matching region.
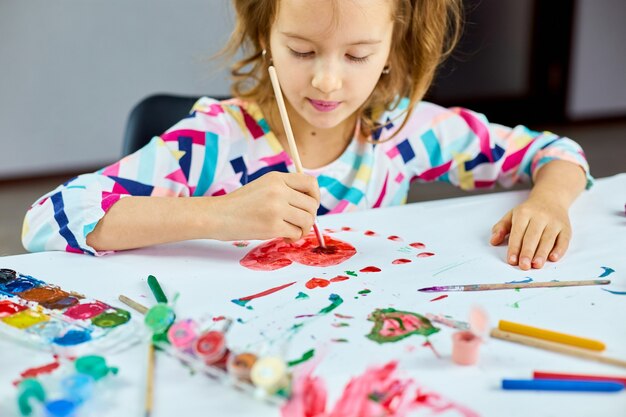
[289,49,314,59]
[347,55,370,63]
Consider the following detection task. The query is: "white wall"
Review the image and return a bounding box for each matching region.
[568,0,626,119]
[0,0,234,179]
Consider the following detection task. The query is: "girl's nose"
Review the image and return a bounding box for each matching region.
[311,63,342,94]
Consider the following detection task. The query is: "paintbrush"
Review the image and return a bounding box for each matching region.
[418,279,611,292]
[268,65,326,249]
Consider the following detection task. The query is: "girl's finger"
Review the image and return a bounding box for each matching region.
[549,229,571,262]
[518,219,545,270]
[287,188,320,217]
[532,225,560,268]
[507,214,530,266]
[491,211,512,245]
[283,207,314,239]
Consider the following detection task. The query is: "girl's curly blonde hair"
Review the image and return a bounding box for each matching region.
[221,0,463,142]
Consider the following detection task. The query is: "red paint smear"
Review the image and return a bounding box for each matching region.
[417,252,435,258]
[13,359,61,385]
[305,278,330,289]
[323,228,337,234]
[329,275,349,283]
[387,235,403,242]
[392,258,412,264]
[334,313,354,319]
[364,230,377,236]
[212,316,226,322]
[422,340,441,359]
[429,294,448,302]
[238,281,296,301]
[409,242,425,249]
[360,266,381,273]
[341,226,353,231]
[240,232,356,271]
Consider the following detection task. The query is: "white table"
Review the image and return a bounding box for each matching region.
[1,174,625,417]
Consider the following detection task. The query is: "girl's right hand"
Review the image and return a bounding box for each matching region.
[209,171,321,242]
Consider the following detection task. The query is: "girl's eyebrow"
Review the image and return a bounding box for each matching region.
[280,31,381,46]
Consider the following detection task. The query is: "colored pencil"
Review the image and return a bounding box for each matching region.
[502,379,623,392]
[418,279,610,292]
[499,320,605,351]
[119,295,148,315]
[147,275,168,304]
[534,371,626,385]
[268,65,326,249]
[490,328,626,369]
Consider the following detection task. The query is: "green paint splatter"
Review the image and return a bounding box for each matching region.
[366,308,439,344]
[332,338,349,343]
[346,271,358,277]
[511,301,520,309]
[332,322,350,327]
[358,289,371,295]
[398,247,412,253]
[231,299,251,308]
[295,292,309,300]
[318,294,343,315]
[515,288,520,292]
[287,348,315,367]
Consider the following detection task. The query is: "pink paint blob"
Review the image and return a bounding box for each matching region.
[392,258,412,265]
[64,301,110,320]
[240,233,356,271]
[360,266,381,273]
[409,242,425,249]
[417,252,435,258]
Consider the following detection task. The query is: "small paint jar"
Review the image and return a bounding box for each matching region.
[144,304,175,334]
[167,319,198,351]
[194,330,229,369]
[250,356,289,395]
[451,331,481,365]
[226,352,258,382]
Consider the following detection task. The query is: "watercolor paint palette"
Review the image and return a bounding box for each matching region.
[0,268,140,354]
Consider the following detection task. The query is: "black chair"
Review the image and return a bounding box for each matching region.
[121,94,229,156]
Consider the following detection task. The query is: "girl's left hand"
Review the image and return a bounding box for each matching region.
[490,197,572,270]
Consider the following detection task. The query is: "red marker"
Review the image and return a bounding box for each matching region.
[534,371,626,385]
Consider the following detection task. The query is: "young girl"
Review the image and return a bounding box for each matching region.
[22,0,592,271]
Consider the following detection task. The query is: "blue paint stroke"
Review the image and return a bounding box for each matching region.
[53,330,92,346]
[599,267,615,278]
[231,299,253,309]
[505,278,533,284]
[602,288,626,296]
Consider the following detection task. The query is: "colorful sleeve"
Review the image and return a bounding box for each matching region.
[399,102,593,190]
[22,97,233,255]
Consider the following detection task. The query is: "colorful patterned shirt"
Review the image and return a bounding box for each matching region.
[22,97,593,255]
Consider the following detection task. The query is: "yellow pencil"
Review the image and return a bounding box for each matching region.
[498,320,606,351]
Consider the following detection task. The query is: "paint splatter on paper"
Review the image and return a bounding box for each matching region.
[240,233,356,271]
[429,295,448,302]
[360,266,382,273]
[392,258,412,265]
[366,308,440,344]
[231,281,297,307]
[599,266,615,278]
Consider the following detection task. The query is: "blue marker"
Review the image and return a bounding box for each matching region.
[502,379,624,392]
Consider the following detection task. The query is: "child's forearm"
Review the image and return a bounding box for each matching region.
[86,196,220,251]
[528,160,587,208]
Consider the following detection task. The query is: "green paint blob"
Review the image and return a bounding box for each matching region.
[345,271,357,277]
[75,355,118,380]
[143,304,174,333]
[295,292,309,300]
[91,308,130,328]
[287,349,315,367]
[318,294,343,315]
[366,308,439,344]
[512,302,520,309]
[18,378,45,416]
[332,338,349,343]
[358,289,371,295]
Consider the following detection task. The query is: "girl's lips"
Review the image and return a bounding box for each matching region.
[308,98,341,112]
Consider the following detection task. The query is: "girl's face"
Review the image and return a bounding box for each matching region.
[269,0,394,132]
